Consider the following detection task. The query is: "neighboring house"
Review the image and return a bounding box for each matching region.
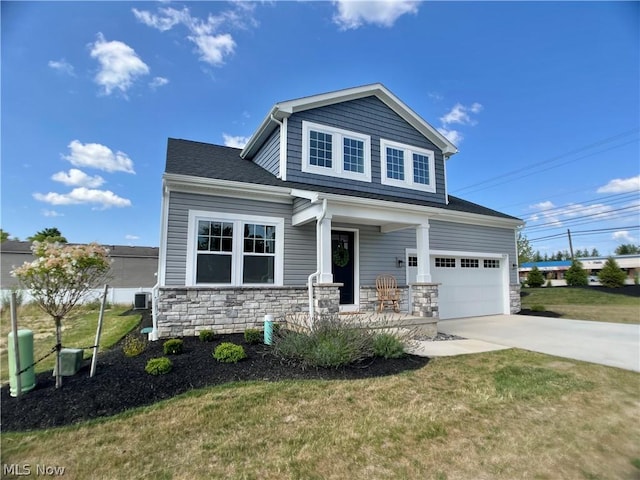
[520,255,640,286]
[0,240,159,305]
[155,84,523,338]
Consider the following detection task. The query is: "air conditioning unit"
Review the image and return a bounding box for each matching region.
[134,292,149,310]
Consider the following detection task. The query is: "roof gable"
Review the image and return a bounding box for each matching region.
[241,83,458,160]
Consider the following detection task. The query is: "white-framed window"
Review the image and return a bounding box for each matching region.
[461,258,479,268]
[435,257,456,268]
[380,139,436,193]
[484,259,500,269]
[186,210,284,286]
[302,120,371,182]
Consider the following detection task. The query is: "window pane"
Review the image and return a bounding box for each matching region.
[413,153,430,185]
[196,254,232,283]
[221,238,233,252]
[198,221,211,236]
[212,222,221,236]
[309,130,332,168]
[266,226,276,240]
[212,237,221,251]
[222,223,233,237]
[244,238,254,252]
[386,148,404,180]
[343,138,364,173]
[243,256,274,284]
[265,239,275,254]
[197,236,209,251]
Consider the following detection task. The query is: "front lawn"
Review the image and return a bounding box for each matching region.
[1,349,638,479]
[521,285,640,323]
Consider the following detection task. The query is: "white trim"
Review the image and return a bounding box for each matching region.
[279,117,288,181]
[430,249,504,259]
[157,183,170,286]
[301,121,372,182]
[333,227,360,312]
[380,138,436,193]
[186,210,284,287]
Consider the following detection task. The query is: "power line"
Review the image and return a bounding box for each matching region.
[520,191,638,221]
[523,204,640,231]
[528,225,640,242]
[453,128,639,195]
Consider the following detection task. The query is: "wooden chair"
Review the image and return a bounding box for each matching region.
[376,274,400,313]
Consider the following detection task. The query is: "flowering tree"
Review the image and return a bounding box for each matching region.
[12,241,111,388]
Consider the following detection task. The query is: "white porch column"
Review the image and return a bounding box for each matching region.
[415,222,432,283]
[318,215,334,283]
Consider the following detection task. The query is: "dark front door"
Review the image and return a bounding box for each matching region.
[332,230,355,305]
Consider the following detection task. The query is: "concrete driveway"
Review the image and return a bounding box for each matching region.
[437,315,640,372]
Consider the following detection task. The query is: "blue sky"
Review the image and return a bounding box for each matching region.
[1,1,638,258]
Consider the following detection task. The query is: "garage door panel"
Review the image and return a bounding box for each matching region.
[431,255,505,320]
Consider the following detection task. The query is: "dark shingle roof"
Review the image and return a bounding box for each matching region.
[166,138,521,221]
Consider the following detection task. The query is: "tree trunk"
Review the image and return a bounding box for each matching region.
[55,316,62,389]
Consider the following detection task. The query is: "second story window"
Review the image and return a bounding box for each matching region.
[302,121,371,182]
[380,139,436,193]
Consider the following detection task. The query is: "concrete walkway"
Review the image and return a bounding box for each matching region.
[436,314,640,372]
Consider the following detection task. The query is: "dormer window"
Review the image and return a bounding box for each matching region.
[380,139,436,193]
[302,121,371,182]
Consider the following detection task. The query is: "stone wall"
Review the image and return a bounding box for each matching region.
[359,286,409,313]
[410,283,439,319]
[510,283,521,314]
[156,286,309,338]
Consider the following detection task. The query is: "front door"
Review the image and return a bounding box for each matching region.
[331,231,355,305]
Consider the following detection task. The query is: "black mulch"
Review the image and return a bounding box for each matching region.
[1,326,430,432]
[518,309,562,318]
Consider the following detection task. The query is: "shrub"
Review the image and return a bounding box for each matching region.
[372,333,405,359]
[272,315,375,368]
[163,338,184,355]
[244,328,262,344]
[199,329,216,342]
[565,260,588,287]
[122,334,147,357]
[598,257,627,288]
[526,266,545,288]
[213,342,247,363]
[145,357,172,375]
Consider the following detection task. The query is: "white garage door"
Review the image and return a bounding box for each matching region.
[430,255,506,320]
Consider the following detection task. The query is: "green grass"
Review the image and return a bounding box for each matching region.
[521,287,640,323]
[0,304,141,382]
[2,349,639,479]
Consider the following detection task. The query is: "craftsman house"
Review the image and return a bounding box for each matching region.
[154,84,522,338]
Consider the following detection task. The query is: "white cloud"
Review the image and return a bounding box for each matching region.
[48,59,75,76]
[149,76,169,89]
[612,230,635,243]
[440,102,483,126]
[125,234,140,240]
[531,201,555,210]
[132,5,257,67]
[42,209,64,217]
[527,200,615,227]
[597,175,640,194]
[52,168,105,188]
[63,140,135,174]
[89,33,150,95]
[223,134,250,149]
[33,188,132,209]
[332,0,420,30]
[437,127,463,145]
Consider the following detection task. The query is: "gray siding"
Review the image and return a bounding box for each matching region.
[164,191,316,286]
[356,225,415,286]
[253,129,280,176]
[430,220,518,283]
[293,197,311,215]
[286,96,447,204]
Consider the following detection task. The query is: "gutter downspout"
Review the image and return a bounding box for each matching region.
[270,114,286,180]
[307,198,328,328]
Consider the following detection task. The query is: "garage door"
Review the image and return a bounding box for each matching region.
[430,255,505,319]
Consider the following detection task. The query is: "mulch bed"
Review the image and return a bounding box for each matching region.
[1,332,429,432]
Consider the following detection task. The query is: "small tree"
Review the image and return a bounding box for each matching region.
[526,266,545,288]
[517,230,534,265]
[598,257,627,288]
[614,244,640,255]
[0,229,9,242]
[12,241,110,388]
[28,227,67,244]
[564,259,588,287]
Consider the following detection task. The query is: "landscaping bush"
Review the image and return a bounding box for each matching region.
[272,315,375,368]
[145,357,172,375]
[122,334,147,357]
[244,328,262,345]
[565,259,588,287]
[213,342,247,363]
[526,266,545,288]
[373,332,405,359]
[199,330,216,342]
[163,339,184,355]
[598,257,627,288]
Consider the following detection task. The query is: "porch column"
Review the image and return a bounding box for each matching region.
[318,215,334,284]
[415,222,432,283]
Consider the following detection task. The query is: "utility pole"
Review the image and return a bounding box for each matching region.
[567,229,574,260]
